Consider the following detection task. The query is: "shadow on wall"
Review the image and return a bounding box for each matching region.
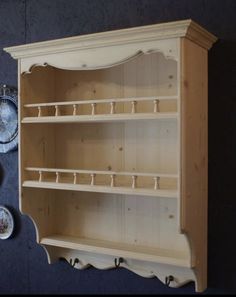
[208,39,236,292]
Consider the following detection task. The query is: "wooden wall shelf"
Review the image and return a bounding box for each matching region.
[4,19,217,292]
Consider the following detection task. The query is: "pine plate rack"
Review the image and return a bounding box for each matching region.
[4,19,217,292]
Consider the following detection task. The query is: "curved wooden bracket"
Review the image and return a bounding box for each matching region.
[42,246,196,289]
[21,39,178,74]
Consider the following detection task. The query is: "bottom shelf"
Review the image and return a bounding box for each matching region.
[40,235,190,268]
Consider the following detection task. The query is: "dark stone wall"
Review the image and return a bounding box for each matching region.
[0,0,235,294]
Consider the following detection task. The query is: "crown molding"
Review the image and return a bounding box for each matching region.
[4,19,217,59]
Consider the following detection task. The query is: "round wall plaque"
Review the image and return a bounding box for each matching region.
[0,85,18,153]
[0,206,14,239]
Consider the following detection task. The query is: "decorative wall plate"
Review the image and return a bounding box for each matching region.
[0,85,18,153]
[0,206,14,239]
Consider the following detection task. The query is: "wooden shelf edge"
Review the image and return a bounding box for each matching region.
[40,235,191,268]
[22,181,178,198]
[21,113,178,124]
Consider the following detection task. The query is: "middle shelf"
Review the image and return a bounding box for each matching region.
[23,167,178,198]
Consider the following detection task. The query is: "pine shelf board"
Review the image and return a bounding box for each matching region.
[23,180,178,198]
[40,234,190,267]
[21,113,178,124]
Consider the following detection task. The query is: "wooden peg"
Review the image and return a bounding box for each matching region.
[153,99,160,113]
[39,171,42,182]
[131,101,137,113]
[91,103,97,115]
[91,173,96,185]
[110,102,116,114]
[73,173,77,184]
[154,176,160,190]
[55,105,60,116]
[37,106,41,117]
[132,175,137,189]
[56,172,59,183]
[73,104,77,116]
[110,174,116,187]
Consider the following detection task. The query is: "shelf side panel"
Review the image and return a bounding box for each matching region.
[180,37,208,292]
[20,67,57,224]
[21,188,57,240]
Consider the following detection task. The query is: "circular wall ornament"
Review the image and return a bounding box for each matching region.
[0,206,14,239]
[0,85,18,153]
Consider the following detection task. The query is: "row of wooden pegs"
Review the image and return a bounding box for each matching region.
[37,99,160,117]
[38,171,161,190]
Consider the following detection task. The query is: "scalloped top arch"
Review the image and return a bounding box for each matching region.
[4,19,217,74]
[21,38,179,74]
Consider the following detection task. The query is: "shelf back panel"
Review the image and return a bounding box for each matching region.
[21,52,178,117]
[21,121,178,177]
[22,188,189,256]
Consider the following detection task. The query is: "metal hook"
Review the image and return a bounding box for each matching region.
[70,258,79,267]
[114,257,124,268]
[165,275,174,287]
[59,257,79,267]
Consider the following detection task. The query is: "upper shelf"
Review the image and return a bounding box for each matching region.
[22,96,178,123]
